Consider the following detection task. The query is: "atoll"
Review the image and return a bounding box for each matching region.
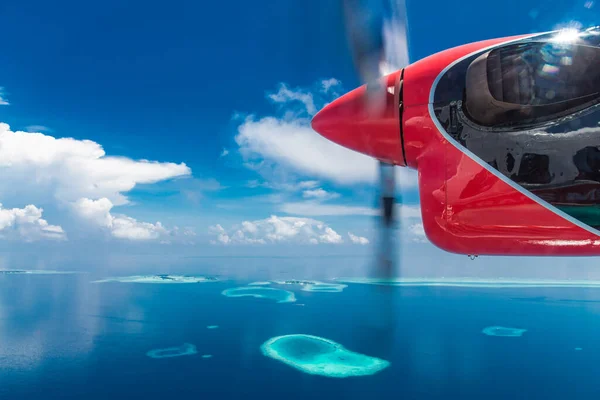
[93,275,218,284]
[146,343,198,359]
[481,326,527,337]
[274,280,347,293]
[0,269,81,275]
[260,334,390,378]
[222,286,296,303]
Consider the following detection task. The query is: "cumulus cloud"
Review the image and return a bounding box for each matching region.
[0,123,191,205]
[220,148,229,157]
[209,224,232,244]
[111,216,167,241]
[0,123,192,241]
[0,203,65,241]
[234,83,418,187]
[209,215,344,245]
[348,232,369,245]
[72,198,179,241]
[302,188,340,200]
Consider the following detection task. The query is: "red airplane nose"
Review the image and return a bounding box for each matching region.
[311,71,405,166]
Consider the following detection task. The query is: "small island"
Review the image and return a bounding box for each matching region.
[146,343,198,359]
[93,275,218,284]
[222,286,296,303]
[482,326,527,337]
[260,334,390,378]
[273,280,347,293]
[0,269,80,275]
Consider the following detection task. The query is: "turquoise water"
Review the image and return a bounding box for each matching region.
[3,269,600,398]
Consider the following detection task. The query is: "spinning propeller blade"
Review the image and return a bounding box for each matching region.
[342,0,410,278]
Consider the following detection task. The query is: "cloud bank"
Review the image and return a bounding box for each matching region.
[0,123,192,241]
[348,232,369,245]
[209,215,345,245]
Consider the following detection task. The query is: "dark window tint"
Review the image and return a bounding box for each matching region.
[488,42,600,105]
[512,153,551,184]
[465,41,600,127]
[574,146,600,181]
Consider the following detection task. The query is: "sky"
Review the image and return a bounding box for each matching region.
[0,0,598,276]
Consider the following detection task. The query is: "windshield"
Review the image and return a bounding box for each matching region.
[465,38,600,127]
[488,42,600,105]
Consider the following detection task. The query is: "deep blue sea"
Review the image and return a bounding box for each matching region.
[2,257,600,399]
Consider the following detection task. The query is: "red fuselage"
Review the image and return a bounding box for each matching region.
[312,29,600,256]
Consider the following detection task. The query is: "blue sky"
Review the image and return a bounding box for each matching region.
[0,0,598,274]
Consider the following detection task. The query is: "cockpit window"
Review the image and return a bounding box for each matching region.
[465,41,600,127]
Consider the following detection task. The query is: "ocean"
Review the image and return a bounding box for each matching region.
[1,259,600,399]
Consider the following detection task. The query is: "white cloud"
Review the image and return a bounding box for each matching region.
[235,116,417,187]
[297,180,320,189]
[0,123,192,241]
[73,198,172,241]
[220,148,229,157]
[0,203,65,241]
[111,215,167,241]
[319,226,343,244]
[209,224,233,245]
[209,215,344,245]
[321,78,342,94]
[73,197,113,227]
[302,188,340,200]
[0,87,9,105]
[0,123,190,205]
[348,232,369,245]
[268,84,316,115]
